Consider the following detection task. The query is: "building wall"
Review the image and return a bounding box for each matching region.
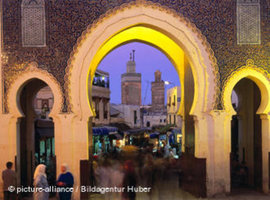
[167,86,182,128]
[111,104,141,128]
[121,75,141,106]
[151,70,165,111]
[143,113,167,128]
[1,1,270,198]
[90,72,111,125]
[1,0,269,110]
[151,82,165,109]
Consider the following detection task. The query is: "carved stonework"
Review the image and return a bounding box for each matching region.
[21,0,46,47]
[64,0,220,112]
[5,62,63,113]
[221,59,270,110]
[237,0,261,44]
[2,0,269,111]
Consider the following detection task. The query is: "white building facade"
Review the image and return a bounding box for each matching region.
[90,69,111,125]
[111,104,141,128]
[143,111,167,128]
[167,86,182,128]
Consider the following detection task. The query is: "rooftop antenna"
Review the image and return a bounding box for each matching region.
[129,53,132,61]
[132,49,135,61]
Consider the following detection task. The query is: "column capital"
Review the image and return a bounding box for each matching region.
[209,110,233,120]
[260,113,270,120]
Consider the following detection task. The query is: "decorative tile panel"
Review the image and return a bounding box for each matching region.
[237,0,261,44]
[21,0,46,47]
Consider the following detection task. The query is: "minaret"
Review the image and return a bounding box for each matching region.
[121,50,141,105]
[151,70,165,111]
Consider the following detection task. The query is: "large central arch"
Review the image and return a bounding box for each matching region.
[66,2,218,120]
[65,1,219,198]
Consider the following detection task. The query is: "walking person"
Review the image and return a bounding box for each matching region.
[2,162,16,200]
[122,160,137,200]
[56,163,74,200]
[33,164,49,200]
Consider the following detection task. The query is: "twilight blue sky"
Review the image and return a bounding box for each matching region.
[98,42,180,105]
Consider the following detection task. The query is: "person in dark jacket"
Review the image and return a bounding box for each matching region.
[56,163,74,200]
[2,162,16,200]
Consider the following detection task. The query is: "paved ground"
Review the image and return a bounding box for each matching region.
[89,189,270,200]
[21,189,270,200]
[21,174,270,200]
[89,175,270,200]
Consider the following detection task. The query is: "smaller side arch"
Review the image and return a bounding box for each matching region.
[222,60,270,115]
[7,62,63,118]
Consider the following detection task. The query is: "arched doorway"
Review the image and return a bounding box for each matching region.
[91,41,182,154]
[230,78,262,190]
[223,64,270,194]
[67,4,217,154]
[18,79,56,194]
[67,2,217,198]
[5,64,63,197]
[87,25,197,155]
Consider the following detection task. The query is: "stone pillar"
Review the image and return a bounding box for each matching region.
[209,111,232,195]
[183,56,195,154]
[25,87,36,186]
[0,0,2,115]
[260,114,270,193]
[237,116,244,162]
[0,115,18,199]
[53,113,88,200]
[181,117,186,153]
[194,114,209,159]
[0,1,4,197]
[107,100,110,123]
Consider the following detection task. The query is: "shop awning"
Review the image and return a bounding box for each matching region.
[92,126,118,136]
[149,132,160,139]
[125,128,151,135]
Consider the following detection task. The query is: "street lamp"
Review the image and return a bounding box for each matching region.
[164,81,175,87]
[164,81,170,85]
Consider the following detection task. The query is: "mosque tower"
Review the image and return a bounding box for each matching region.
[121,50,141,105]
[151,70,165,111]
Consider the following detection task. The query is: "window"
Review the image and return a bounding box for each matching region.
[21,0,46,47]
[95,99,99,119]
[173,95,176,106]
[103,100,108,119]
[174,115,176,125]
[168,97,171,107]
[93,74,110,88]
[237,0,260,44]
[146,121,150,127]
[134,110,137,124]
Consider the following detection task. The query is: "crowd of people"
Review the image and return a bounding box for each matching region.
[92,145,181,200]
[1,144,180,200]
